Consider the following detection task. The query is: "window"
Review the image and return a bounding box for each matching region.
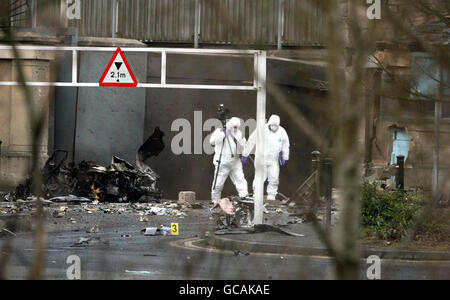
[411,52,450,119]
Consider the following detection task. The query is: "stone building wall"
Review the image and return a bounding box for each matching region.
[0,43,56,187]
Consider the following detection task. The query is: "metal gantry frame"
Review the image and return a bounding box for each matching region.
[0,45,267,224]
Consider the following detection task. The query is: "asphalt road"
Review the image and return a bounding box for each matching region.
[1,205,449,280]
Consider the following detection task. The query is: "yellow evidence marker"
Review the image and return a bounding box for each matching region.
[171,223,179,235]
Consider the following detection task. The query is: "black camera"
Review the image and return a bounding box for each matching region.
[216,104,229,126]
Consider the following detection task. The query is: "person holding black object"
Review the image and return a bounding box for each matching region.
[210,116,249,203]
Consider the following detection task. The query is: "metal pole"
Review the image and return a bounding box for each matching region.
[72,50,77,84]
[60,0,68,27]
[194,0,200,48]
[311,151,321,216]
[72,50,81,163]
[324,157,332,230]
[112,0,117,38]
[433,67,442,201]
[161,51,166,85]
[277,0,284,50]
[0,140,2,178]
[30,0,37,28]
[396,155,405,191]
[254,51,267,225]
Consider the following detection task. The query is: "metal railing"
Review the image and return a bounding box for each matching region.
[0,45,260,89]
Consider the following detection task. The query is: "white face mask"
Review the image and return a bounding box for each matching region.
[269,125,279,132]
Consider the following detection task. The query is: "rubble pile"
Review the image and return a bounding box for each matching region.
[74,200,193,218]
[5,151,162,203]
[93,201,192,218]
[212,196,254,229]
[212,196,307,231]
[0,199,197,225]
[3,127,166,203]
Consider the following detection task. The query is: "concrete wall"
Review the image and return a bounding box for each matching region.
[0,47,54,187]
[54,38,148,166]
[51,40,329,201]
[73,51,147,165]
[145,53,330,200]
[365,49,450,202]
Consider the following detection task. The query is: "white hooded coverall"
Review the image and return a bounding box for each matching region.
[210,117,249,201]
[242,115,290,200]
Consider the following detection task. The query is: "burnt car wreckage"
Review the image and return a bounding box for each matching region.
[5,127,165,203]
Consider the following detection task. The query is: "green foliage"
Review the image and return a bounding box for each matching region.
[361,181,425,240]
[415,209,450,242]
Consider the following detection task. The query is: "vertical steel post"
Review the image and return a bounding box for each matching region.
[311,150,321,215]
[254,51,267,225]
[194,0,200,48]
[0,140,2,178]
[324,157,332,230]
[72,50,77,84]
[112,0,117,38]
[433,67,442,201]
[396,155,405,191]
[60,0,68,27]
[161,51,167,85]
[277,0,284,50]
[30,0,37,28]
[72,49,80,163]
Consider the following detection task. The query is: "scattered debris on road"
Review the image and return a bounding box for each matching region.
[0,228,16,237]
[87,225,99,233]
[74,237,91,246]
[212,198,234,215]
[139,216,149,222]
[212,196,254,229]
[211,196,305,237]
[125,269,160,276]
[52,210,65,218]
[48,195,91,203]
[233,250,250,256]
[2,129,165,204]
[215,224,305,237]
[141,226,172,236]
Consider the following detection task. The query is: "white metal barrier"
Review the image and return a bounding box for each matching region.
[0,45,267,224]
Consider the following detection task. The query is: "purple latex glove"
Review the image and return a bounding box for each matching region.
[224,129,230,136]
[280,159,286,166]
[241,157,248,164]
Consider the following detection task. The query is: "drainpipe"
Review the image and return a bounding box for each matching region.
[311,150,321,216]
[30,0,37,28]
[0,140,2,180]
[70,28,79,163]
[432,67,442,203]
[324,157,332,230]
[112,0,117,38]
[194,0,200,48]
[277,0,284,50]
[396,155,405,191]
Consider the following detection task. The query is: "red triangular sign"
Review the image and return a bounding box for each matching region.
[99,48,138,87]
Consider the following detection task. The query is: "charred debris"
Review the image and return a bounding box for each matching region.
[6,127,165,203]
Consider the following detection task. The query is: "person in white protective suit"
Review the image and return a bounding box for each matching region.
[241,115,290,201]
[210,117,249,202]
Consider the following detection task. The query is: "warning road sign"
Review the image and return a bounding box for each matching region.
[99,48,138,87]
